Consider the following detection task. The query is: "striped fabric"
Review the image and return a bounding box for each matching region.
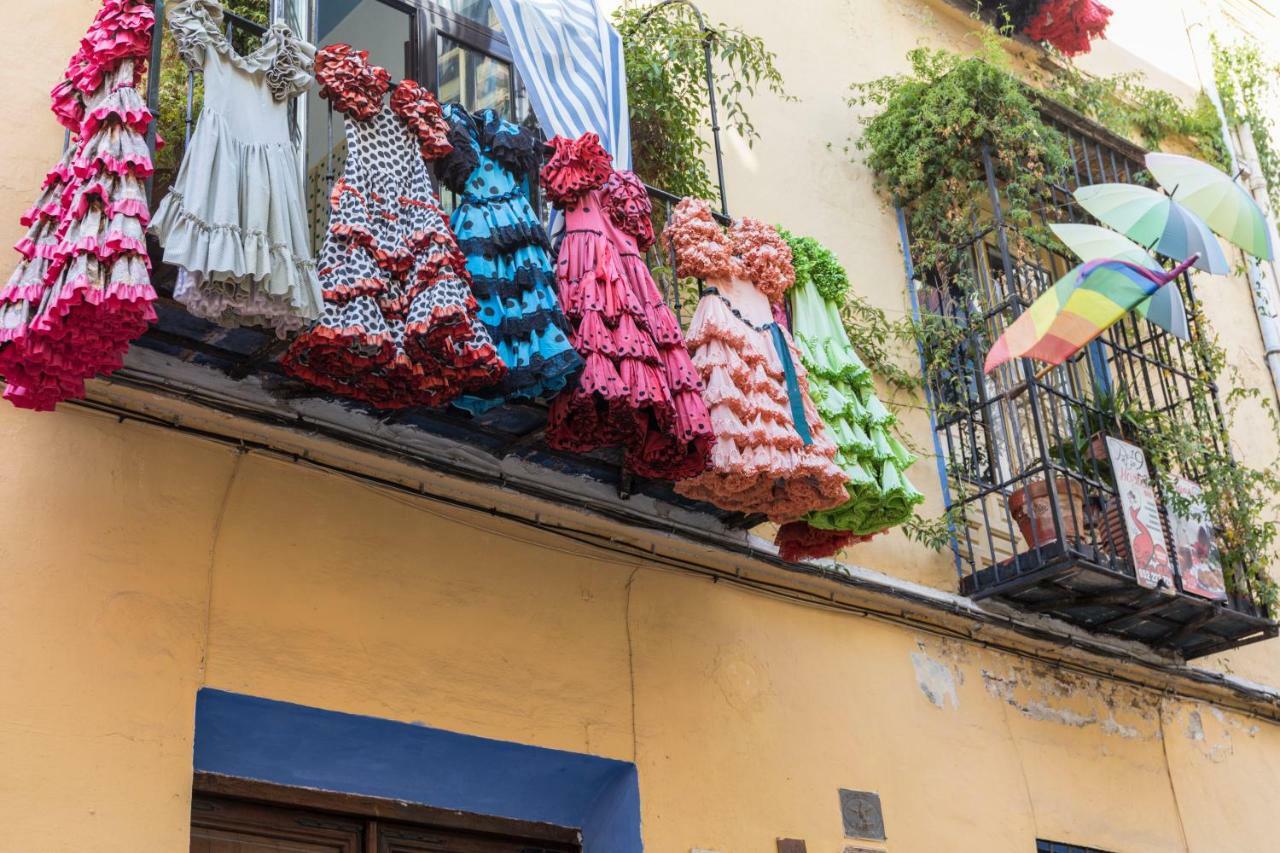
[491,0,632,169]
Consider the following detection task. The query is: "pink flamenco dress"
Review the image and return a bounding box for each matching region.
[0,0,157,411]
[663,198,848,521]
[282,44,506,408]
[541,134,712,480]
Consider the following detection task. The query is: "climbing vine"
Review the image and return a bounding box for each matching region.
[1213,36,1280,215]
[613,1,791,201]
[1038,57,1228,168]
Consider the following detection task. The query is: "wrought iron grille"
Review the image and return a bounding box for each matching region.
[903,100,1276,657]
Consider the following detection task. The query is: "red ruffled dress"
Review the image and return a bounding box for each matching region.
[0,0,157,411]
[282,45,505,408]
[663,198,848,521]
[541,134,712,480]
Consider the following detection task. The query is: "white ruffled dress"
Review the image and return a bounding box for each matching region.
[150,0,321,335]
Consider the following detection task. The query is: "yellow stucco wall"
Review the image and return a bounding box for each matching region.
[4,407,1280,852]
[4,0,1280,851]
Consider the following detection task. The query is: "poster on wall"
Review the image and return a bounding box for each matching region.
[1167,477,1228,601]
[1106,437,1175,591]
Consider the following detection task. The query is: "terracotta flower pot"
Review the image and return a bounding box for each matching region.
[1009,477,1087,549]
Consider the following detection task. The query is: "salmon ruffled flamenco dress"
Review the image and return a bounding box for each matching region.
[434,105,581,414]
[663,199,847,521]
[0,0,158,410]
[283,45,505,408]
[541,134,712,480]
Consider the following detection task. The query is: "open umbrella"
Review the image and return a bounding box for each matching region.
[1146,152,1275,261]
[1074,183,1230,275]
[984,255,1198,373]
[1050,223,1189,339]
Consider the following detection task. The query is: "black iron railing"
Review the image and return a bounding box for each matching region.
[903,103,1276,656]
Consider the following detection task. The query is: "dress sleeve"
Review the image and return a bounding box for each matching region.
[390,81,453,162]
[165,0,220,70]
[539,133,613,208]
[730,218,795,304]
[661,196,732,281]
[433,104,480,194]
[602,171,656,252]
[481,114,541,177]
[263,23,316,101]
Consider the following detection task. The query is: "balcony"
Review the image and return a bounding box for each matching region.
[908,102,1278,659]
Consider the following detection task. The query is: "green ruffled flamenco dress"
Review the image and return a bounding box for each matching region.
[774,232,923,561]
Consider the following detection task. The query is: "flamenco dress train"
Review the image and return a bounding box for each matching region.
[282,44,505,408]
[541,134,712,480]
[663,198,847,521]
[434,105,581,414]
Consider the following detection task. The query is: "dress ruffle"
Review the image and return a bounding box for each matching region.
[315,42,390,120]
[775,522,879,562]
[284,94,505,409]
[1,48,155,412]
[540,133,613,208]
[390,81,452,161]
[168,0,314,99]
[602,171,656,252]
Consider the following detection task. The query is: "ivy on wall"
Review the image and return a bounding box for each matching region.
[1213,36,1280,215]
[613,1,791,201]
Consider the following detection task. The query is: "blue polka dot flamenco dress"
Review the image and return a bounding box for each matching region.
[435,105,582,414]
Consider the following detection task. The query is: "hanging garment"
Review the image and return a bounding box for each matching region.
[490,0,630,169]
[433,104,581,414]
[772,231,922,558]
[1024,0,1112,56]
[663,199,847,520]
[540,134,711,479]
[0,0,157,411]
[282,44,505,409]
[150,0,321,336]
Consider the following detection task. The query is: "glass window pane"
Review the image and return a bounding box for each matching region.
[305,0,415,252]
[437,35,513,118]
[440,0,502,30]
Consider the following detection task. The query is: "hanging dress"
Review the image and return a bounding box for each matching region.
[282,44,505,409]
[433,105,581,414]
[150,0,321,336]
[772,231,923,561]
[540,134,712,480]
[663,198,848,520]
[0,0,157,411]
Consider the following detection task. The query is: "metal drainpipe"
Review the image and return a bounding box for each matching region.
[1184,5,1280,409]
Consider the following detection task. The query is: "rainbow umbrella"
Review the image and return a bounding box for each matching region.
[1146,152,1275,261]
[1050,223,1189,339]
[1074,183,1230,275]
[984,255,1198,373]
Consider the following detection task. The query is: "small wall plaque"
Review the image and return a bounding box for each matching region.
[839,788,886,840]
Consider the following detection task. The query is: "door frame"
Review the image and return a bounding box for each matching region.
[193,771,584,850]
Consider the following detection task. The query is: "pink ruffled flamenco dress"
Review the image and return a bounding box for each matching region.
[541,134,712,480]
[663,198,848,521]
[0,0,158,411]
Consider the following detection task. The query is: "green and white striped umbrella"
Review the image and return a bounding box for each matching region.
[1146,152,1275,262]
[1074,183,1230,275]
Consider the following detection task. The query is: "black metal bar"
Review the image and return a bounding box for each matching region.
[633,0,729,217]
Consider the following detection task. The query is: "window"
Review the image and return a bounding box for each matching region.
[907,100,1274,656]
[190,776,581,852]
